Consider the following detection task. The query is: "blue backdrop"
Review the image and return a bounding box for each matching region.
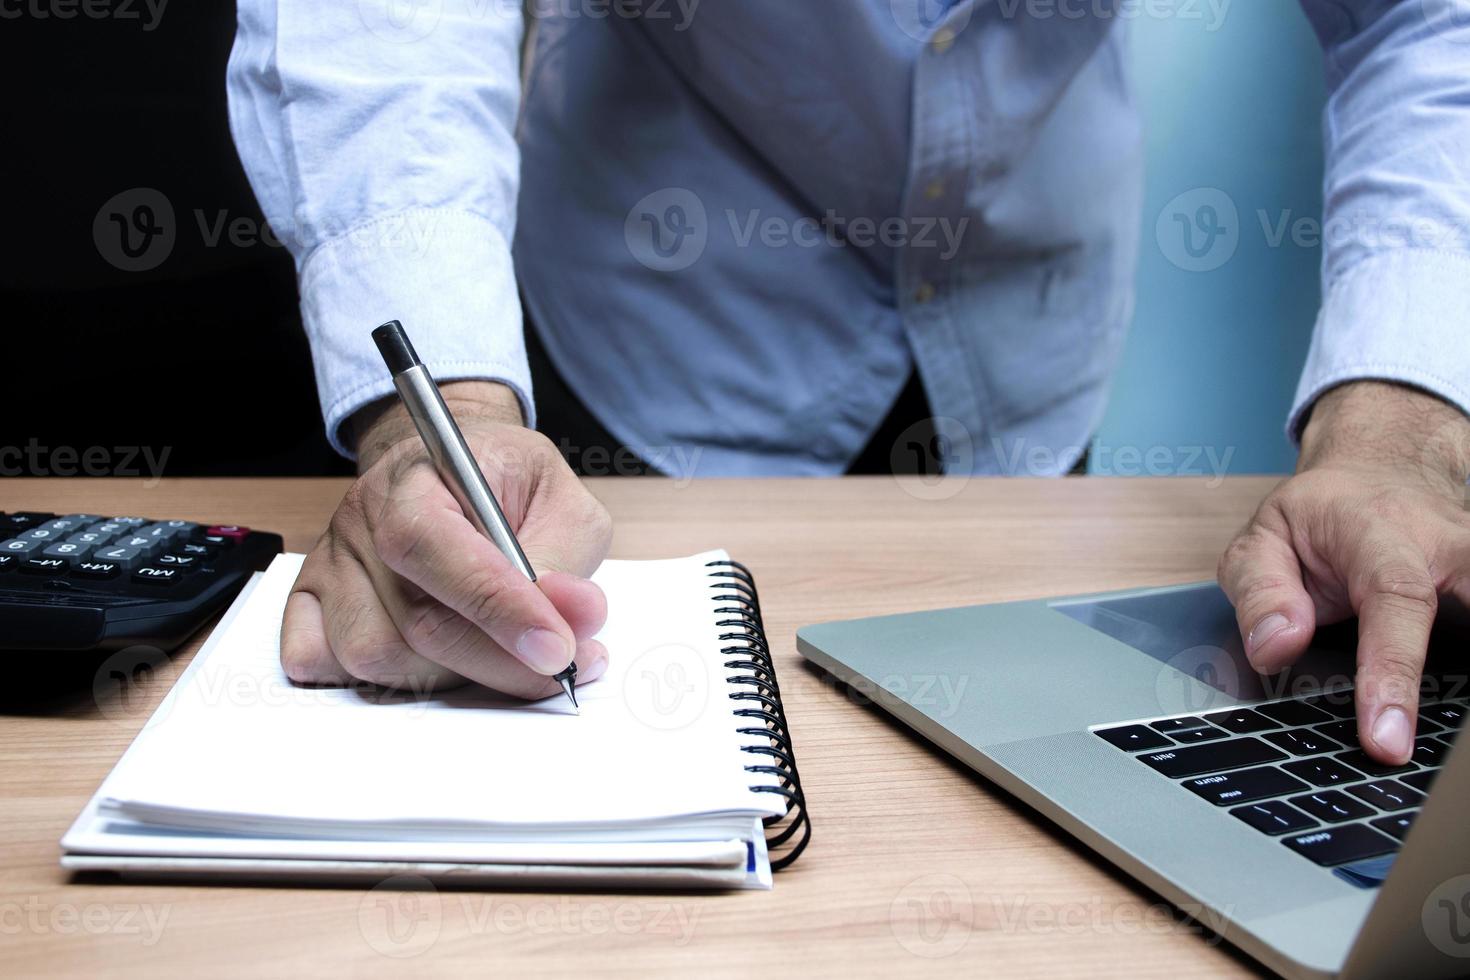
[1093,4,1328,477]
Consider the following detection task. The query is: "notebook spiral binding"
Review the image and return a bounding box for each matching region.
[706,560,811,871]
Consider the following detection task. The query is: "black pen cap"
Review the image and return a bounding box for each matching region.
[372,320,421,376]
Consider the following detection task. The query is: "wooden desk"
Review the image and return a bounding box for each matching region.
[0,476,1281,978]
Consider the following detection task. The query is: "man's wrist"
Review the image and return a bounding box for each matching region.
[1299,381,1470,488]
[348,380,526,471]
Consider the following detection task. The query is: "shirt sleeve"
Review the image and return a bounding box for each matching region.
[1290,0,1470,438]
[227,1,532,458]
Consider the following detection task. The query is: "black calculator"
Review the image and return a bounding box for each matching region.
[0,511,283,652]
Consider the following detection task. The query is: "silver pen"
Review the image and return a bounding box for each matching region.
[371,319,578,711]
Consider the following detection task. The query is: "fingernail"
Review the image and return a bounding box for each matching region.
[517,628,572,674]
[582,648,610,683]
[1247,613,1293,660]
[1371,706,1413,762]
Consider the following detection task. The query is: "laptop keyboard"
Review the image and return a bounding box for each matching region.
[1095,690,1465,877]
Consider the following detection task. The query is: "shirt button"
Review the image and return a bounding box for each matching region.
[931,27,957,54]
[923,179,945,201]
[914,282,936,304]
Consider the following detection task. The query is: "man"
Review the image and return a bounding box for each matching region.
[228,1,1470,765]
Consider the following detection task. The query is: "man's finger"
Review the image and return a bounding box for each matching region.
[368,471,577,676]
[317,557,455,692]
[1352,542,1436,765]
[281,559,351,685]
[1218,525,1317,673]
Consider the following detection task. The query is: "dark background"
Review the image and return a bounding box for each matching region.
[1,3,350,478]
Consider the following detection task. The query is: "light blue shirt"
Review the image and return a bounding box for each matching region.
[228,0,1470,475]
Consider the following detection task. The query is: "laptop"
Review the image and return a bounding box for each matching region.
[797,582,1470,979]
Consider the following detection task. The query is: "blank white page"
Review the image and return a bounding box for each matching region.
[100,551,783,840]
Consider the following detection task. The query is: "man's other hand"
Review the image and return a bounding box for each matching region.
[1220,382,1470,765]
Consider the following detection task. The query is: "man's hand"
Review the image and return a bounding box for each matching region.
[281,380,614,699]
[1220,382,1470,764]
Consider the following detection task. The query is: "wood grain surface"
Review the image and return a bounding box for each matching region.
[0,476,1284,978]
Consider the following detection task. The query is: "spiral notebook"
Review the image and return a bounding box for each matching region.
[62,551,810,888]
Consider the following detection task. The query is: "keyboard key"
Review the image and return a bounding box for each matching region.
[1283,825,1398,866]
[1315,720,1358,746]
[1302,692,1357,718]
[1337,749,1415,778]
[133,566,182,586]
[92,545,142,570]
[1149,716,1211,734]
[1289,790,1375,823]
[1401,770,1436,793]
[1138,738,1286,779]
[1283,757,1361,787]
[1202,708,1279,734]
[1264,729,1342,756]
[0,538,43,555]
[1256,700,1334,727]
[1347,779,1424,812]
[1421,702,1466,728]
[1184,766,1306,806]
[1439,726,1458,746]
[1412,736,1449,769]
[1370,812,1417,841]
[1232,800,1318,835]
[1413,714,1444,735]
[21,557,69,575]
[1094,725,1173,751]
[72,560,121,579]
[1171,726,1228,743]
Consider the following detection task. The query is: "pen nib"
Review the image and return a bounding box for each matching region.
[555,666,579,714]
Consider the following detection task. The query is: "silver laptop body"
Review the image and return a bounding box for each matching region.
[797,582,1470,979]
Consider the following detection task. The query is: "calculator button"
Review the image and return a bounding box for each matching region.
[67,531,110,547]
[155,553,199,570]
[16,527,63,542]
[40,518,89,534]
[0,512,55,531]
[110,517,148,527]
[205,525,250,541]
[72,560,121,579]
[87,522,128,538]
[134,524,172,541]
[178,542,215,558]
[196,534,235,548]
[42,542,91,562]
[0,554,18,572]
[114,535,160,554]
[92,545,142,570]
[0,538,43,555]
[22,557,70,575]
[162,520,198,534]
[134,566,183,586]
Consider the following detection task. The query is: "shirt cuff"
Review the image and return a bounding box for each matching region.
[297,208,533,459]
[1288,248,1470,442]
